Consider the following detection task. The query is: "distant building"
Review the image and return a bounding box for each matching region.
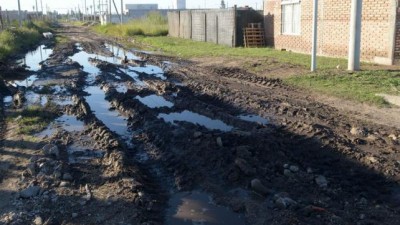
[173,0,186,10]
[220,1,226,9]
[125,4,158,14]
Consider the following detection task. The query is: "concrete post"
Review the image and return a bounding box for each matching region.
[40,0,43,20]
[36,0,39,19]
[120,0,123,24]
[311,0,318,72]
[348,0,363,71]
[17,0,22,27]
[93,0,96,21]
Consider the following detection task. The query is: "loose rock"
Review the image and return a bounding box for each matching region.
[20,186,41,198]
[251,179,271,195]
[315,175,328,188]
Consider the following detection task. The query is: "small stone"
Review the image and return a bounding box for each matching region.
[193,132,202,138]
[366,156,378,164]
[283,169,292,177]
[72,213,78,218]
[42,144,60,159]
[33,216,43,225]
[350,127,366,136]
[389,134,397,141]
[251,179,271,195]
[275,196,297,209]
[283,164,289,169]
[315,175,328,188]
[359,214,366,220]
[216,137,223,147]
[307,168,313,174]
[59,181,69,187]
[63,173,73,181]
[289,165,299,173]
[235,158,256,175]
[20,186,41,198]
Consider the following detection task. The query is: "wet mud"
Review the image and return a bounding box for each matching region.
[0,24,400,225]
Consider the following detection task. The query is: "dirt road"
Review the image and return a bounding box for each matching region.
[0,24,400,225]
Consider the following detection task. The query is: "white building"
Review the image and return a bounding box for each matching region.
[125,4,158,13]
[173,0,186,9]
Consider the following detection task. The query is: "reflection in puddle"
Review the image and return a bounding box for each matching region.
[37,115,85,138]
[167,192,245,225]
[238,114,269,125]
[17,45,53,71]
[105,43,140,61]
[130,65,166,80]
[12,74,38,87]
[115,83,128,93]
[25,92,48,106]
[158,110,233,132]
[67,143,104,164]
[84,86,130,138]
[3,96,13,104]
[136,95,174,109]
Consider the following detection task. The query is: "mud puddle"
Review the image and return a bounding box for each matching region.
[158,110,233,132]
[37,115,85,138]
[136,95,174,109]
[67,142,104,164]
[166,191,245,225]
[84,86,130,138]
[17,45,53,71]
[238,114,269,125]
[11,74,38,87]
[25,92,48,106]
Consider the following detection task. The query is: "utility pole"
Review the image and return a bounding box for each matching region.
[40,0,43,20]
[17,0,22,27]
[120,0,123,24]
[311,0,318,72]
[348,0,363,71]
[93,0,96,21]
[36,0,39,19]
[84,0,87,21]
[109,0,112,24]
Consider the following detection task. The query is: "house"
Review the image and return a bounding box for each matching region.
[264,0,399,65]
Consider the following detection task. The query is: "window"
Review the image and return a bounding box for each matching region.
[281,0,301,35]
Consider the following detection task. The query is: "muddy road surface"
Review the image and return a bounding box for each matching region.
[1,24,400,225]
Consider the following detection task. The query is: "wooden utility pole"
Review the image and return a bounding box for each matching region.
[40,0,44,20]
[36,0,39,19]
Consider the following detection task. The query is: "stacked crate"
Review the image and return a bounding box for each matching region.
[244,23,265,48]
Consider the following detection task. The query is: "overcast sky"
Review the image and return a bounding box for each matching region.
[0,0,264,13]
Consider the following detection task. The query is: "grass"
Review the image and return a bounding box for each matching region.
[286,70,400,106]
[90,16,399,107]
[0,20,53,60]
[7,103,59,135]
[92,12,168,37]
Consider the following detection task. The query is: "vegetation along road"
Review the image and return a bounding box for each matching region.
[0,17,400,225]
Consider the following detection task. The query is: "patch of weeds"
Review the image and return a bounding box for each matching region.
[8,102,59,135]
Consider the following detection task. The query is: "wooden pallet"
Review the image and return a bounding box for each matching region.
[244,27,265,48]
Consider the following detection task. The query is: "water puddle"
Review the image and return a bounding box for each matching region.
[17,45,53,71]
[3,96,13,104]
[158,110,233,132]
[53,96,74,106]
[115,83,128,93]
[238,114,269,125]
[84,86,130,138]
[122,67,146,86]
[25,92,48,106]
[67,143,104,164]
[105,43,140,61]
[136,95,174,109]
[37,115,84,138]
[131,65,166,80]
[12,74,38,87]
[166,191,245,225]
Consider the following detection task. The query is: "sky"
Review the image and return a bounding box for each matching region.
[0,0,264,13]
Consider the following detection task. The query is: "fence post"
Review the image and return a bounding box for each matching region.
[204,12,207,42]
[232,5,237,47]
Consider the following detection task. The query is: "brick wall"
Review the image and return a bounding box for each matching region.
[264,0,396,64]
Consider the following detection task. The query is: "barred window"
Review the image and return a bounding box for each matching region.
[281,0,301,35]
